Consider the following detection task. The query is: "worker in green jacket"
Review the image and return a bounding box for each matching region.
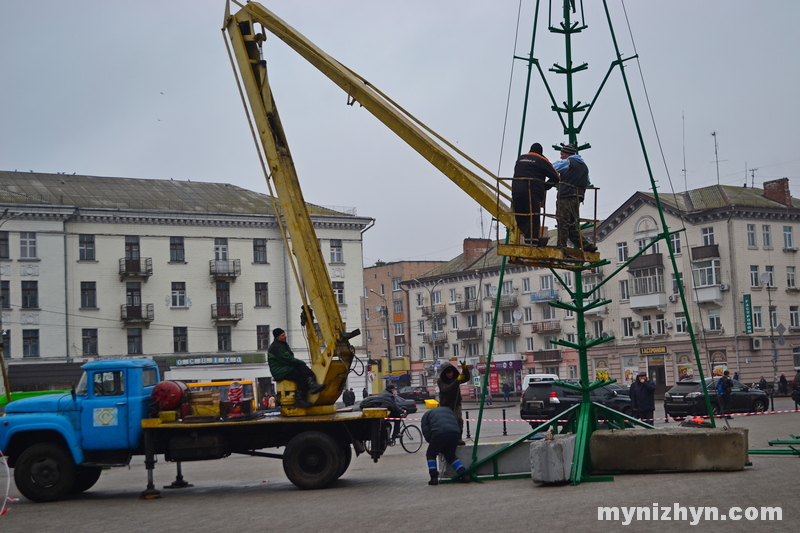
[268,328,325,408]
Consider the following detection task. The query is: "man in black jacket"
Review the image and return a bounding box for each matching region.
[421,406,471,485]
[512,143,560,246]
[629,372,656,423]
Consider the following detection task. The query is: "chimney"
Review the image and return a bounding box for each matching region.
[463,238,492,266]
[763,178,792,206]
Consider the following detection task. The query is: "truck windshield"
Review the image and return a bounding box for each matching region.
[76,372,88,396]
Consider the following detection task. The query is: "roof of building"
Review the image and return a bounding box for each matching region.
[643,184,800,212]
[0,171,348,216]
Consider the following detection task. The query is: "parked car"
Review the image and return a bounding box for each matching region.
[663,378,769,418]
[519,380,631,427]
[397,386,431,402]
[604,383,630,396]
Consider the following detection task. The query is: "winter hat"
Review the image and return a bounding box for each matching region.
[560,143,577,155]
[530,142,543,154]
[272,328,285,338]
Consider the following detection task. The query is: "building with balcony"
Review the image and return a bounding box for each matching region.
[0,171,372,392]
[592,178,800,394]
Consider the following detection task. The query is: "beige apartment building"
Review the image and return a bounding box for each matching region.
[0,171,371,393]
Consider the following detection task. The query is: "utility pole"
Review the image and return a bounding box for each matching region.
[369,290,392,384]
[749,167,758,189]
[711,131,720,185]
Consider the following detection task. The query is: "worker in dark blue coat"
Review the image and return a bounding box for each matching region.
[421,406,471,485]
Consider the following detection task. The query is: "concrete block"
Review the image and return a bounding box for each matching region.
[439,441,531,477]
[530,434,576,483]
[590,427,748,472]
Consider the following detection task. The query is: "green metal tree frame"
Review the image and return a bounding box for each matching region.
[451,0,718,485]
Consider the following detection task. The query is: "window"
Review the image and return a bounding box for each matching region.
[790,306,799,328]
[20,232,36,259]
[418,346,426,360]
[217,326,232,351]
[484,284,494,298]
[592,320,604,339]
[432,317,444,333]
[701,227,715,246]
[485,311,493,326]
[750,266,760,287]
[452,344,459,358]
[255,282,269,307]
[125,235,140,260]
[747,224,757,247]
[616,242,629,263]
[393,299,403,313]
[450,315,458,330]
[467,342,480,356]
[392,278,402,292]
[380,283,385,296]
[395,322,405,335]
[642,315,652,336]
[214,238,228,260]
[765,265,775,287]
[503,338,517,353]
[127,328,143,355]
[562,271,573,288]
[522,278,531,293]
[784,226,794,249]
[762,225,772,248]
[2,330,9,357]
[635,238,648,253]
[502,281,513,295]
[655,314,666,335]
[769,306,777,329]
[502,309,513,324]
[542,305,555,320]
[0,280,8,309]
[82,329,98,355]
[467,314,478,328]
[631,267,664,295]
[395,345,405,357]
[788,266,797,289]
[622,317,633,338]
[526,337,534,351]
[21,281,38,309]
[753,306,763,329]
[417,319,425,333]
[540,275,553,291]
[0,231,8,259]
[173,327,188,353]
[568,365,578,379]
[171,282,186,307]
[431,290,442,305]
[330,239,343,263]
[523,307,533,322]
[565,308,574,319]
[671,272,684,294]
[543,335,557,350]
[669,233,681,255]
[79,234,95,260]
[449,288,457,303]
[253,238,267,263]
[364,308,369,321]
[691,259,720,287]
[675,313,687,334]
[416,293,424,307]
[619,279,630,301]
[433,345,445,359]
[465,286,477,300]
[170,236,185,262]
[92,371,124,396]
[708,309,721,331]
[332,281,345,304]
[80,281,96,308]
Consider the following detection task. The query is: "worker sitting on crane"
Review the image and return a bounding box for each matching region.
[268,328,326,408]
[512,142,559,246]
[553,143,596,253]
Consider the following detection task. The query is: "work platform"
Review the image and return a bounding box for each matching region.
[498,243,601,270]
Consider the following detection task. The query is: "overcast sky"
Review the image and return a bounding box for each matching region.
[2,1,798,266]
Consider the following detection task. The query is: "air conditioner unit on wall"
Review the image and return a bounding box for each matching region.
[668,294,677,303]
[719,284,730,291]
[751,337,762,351]
[665,321,673,329]
[631,321,641,329]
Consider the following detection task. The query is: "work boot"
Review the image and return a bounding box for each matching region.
[307,378,326,395]
[457,439,466,446]
[459,473,472,483]
[428,474,439,486]
[293,391,313,409]
[584,244,597,253]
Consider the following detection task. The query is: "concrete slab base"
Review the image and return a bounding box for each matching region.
[530,434,576,483]
[439,441,531,477]
[590,427,749,472]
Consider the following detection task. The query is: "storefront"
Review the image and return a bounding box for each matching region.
[476,359,523,394]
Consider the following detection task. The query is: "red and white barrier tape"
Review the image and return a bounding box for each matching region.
[0,450,18,516]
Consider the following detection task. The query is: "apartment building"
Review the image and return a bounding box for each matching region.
[360,260,446,393]
[0,171,371,391]
[590,178,799,394]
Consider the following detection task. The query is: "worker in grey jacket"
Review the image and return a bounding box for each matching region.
[421,406,471,485]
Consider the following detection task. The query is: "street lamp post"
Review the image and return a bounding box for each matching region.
[370,290,393,382]
[760,273,779,393]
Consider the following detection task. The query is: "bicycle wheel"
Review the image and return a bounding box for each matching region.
[400,424,423,453]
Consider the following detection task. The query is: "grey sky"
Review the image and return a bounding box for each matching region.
[2,1,798,266]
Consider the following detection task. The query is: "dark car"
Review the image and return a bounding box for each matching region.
[663,377,769,418]
[519,381,631,427]
[356,394,417,414]
[397,386,432,402]
[604,383,630,396]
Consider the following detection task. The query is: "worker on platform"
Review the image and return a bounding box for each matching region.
[267,328,326,408]
[553,143,596,253]
[512,142,559,246]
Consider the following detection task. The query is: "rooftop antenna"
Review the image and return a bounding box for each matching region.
[749,167,758,188]
[711,131,720,185]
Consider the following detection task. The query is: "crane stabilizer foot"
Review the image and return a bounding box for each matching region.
[342,329,360,340]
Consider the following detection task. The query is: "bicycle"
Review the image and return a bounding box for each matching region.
[389,419,423,453]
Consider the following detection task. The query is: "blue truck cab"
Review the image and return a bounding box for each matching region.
[0,358,159,502]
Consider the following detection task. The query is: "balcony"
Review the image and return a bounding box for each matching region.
[497,324,520,337]
[629,292,667,311]
[119,258,153,280]
[530,289,558,303]
[212,303,243,322]
[693,285,723,305]
[531,320,561,334]
[456,328,482,340]
[628,253,663,269]
[422,332,448,345]
[493,295,518,309]
[120,303,154,324]
[690,244,720,261]
[209,259,241,280]
[394,334,405,346]
[455,300,480,313]
[533,349,562,362]
[421,304,447,318]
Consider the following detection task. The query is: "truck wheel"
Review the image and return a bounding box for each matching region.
[14,443,76,502]
[283,431,344,490]
[336,442,352,480]
[71,466,103,494]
